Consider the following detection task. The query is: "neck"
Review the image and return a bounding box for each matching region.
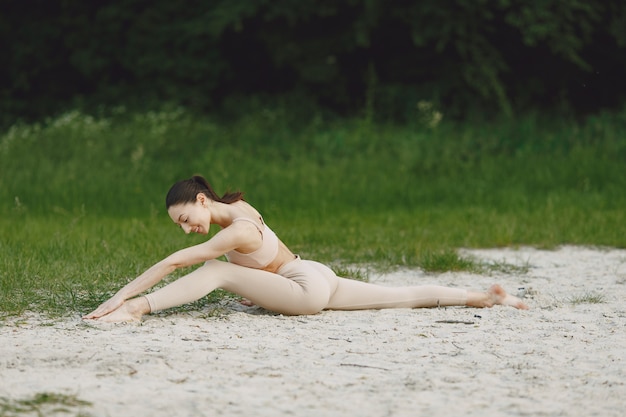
[210,200,241,228]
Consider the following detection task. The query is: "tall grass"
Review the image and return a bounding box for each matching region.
[1,106,625,315]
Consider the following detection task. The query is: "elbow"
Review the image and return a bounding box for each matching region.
[165,250,206,271]
[166,263,180,274]
[160,256,184,273]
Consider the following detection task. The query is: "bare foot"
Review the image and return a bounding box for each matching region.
[466,284,529,309]
[487,284,529,310]
[97,298,148,323]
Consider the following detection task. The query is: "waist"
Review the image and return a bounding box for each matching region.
[275,255,302,275]
[262,253,298,274]
[228,242,297,273]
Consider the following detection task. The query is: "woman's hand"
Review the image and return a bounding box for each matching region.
[83,293,126,320]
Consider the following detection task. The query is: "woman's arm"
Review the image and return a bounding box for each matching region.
[83,222,259,319]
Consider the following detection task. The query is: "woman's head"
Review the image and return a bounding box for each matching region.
[165,175,243,209]
[166,176,244,234]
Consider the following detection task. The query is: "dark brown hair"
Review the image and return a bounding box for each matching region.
[165,175,244,208]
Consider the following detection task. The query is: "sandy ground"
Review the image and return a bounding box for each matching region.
[1,246,625,417]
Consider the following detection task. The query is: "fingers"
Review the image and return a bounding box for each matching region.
[83,295,124,320]
[82,305,112,320]
[82,310,103,320]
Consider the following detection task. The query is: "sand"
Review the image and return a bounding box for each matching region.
[2,246,625,417]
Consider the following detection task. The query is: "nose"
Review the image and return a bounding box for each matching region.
[181,224,192,234]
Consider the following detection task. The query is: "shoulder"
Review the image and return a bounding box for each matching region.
[221,218,262,246]
[229,218,262,232]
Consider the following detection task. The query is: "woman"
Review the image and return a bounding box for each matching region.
[84,175,528,322]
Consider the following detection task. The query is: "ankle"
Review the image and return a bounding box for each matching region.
[127,297,151,316]
[466,291,493,308]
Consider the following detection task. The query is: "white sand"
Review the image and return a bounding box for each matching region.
[2,246,625,417]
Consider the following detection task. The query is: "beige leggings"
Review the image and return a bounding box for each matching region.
[144,258,468,315]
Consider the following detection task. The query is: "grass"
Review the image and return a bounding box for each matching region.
[0,392,92,417]
[1,105,625,316]
[416,249,481,273]
[568,292,607,305]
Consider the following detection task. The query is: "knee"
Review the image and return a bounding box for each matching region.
[199,259,232,275]
[203,259,225,268]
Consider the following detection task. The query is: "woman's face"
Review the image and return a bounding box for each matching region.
[167,194,211,235]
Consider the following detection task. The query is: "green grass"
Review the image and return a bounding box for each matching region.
[1,106,625,316]
[0,392,92,417]
[568,292,607,305]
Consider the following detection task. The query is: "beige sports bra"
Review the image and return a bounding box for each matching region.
[224,217,279,269]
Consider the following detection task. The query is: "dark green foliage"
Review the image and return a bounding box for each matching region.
[1,0,625,124]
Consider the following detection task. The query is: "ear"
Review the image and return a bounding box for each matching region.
[196,193,208,205]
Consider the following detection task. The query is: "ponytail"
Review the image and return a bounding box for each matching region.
[165,175,244,208]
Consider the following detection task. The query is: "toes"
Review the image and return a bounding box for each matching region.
[489,284,529,310]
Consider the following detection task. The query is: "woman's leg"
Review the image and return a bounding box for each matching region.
[97,260,527,322]
[147,259,334,315]
[326,278,528,310]
[98,259,335,322]
[325,278,468,310]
